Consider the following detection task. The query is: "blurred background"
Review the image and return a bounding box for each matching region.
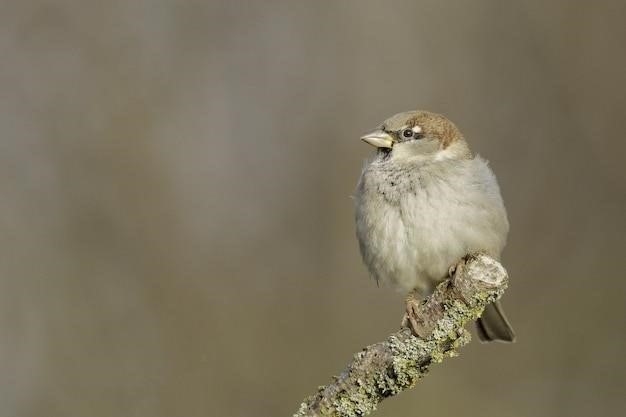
[1,1,625,416]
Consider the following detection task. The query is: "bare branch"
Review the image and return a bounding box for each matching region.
[294,254,509,417]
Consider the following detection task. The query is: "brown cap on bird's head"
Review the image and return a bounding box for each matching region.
[383,110,463,149]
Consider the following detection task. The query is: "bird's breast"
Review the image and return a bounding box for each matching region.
[355,158,508,294]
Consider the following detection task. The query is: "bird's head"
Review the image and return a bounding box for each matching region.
[360,110,470,162]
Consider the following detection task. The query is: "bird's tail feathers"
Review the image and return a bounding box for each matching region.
[475,300,516,343]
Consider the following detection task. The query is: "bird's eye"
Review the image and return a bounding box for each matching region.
[402,129,413,138]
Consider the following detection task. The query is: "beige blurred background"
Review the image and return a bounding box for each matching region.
[1,1,625,416]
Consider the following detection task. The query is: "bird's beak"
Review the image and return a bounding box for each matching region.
[360,130,394,149]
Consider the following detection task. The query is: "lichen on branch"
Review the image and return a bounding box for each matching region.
[293,254,509,417]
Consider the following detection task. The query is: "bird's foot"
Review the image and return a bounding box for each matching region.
[448,263,458,278]
[401,290,424,337]
[448,254,472,278]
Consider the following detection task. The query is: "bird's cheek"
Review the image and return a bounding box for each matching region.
[405,140,439,155]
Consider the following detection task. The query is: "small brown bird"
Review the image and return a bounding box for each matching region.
[355,110,515,342]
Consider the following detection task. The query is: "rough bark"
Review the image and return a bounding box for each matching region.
[293,254,509,417]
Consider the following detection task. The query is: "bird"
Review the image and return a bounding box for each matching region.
[354,110,515,342]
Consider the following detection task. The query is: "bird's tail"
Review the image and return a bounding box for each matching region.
[475,300,516,343]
